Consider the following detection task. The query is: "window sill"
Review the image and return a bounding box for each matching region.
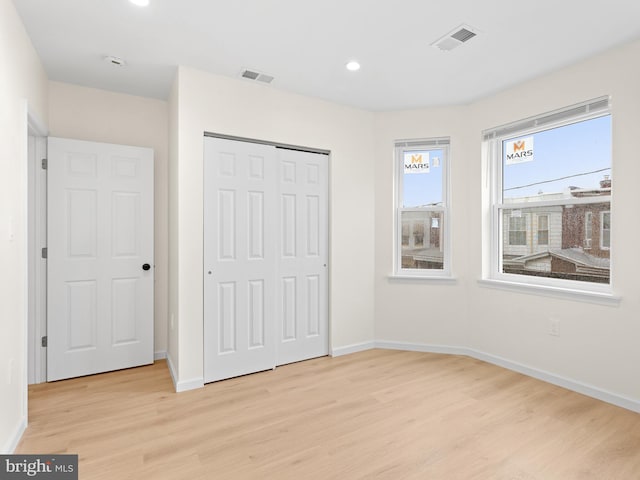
[477,278,621,306]
[388,275,457,285]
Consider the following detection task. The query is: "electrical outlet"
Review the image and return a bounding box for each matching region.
[549,318,560,336]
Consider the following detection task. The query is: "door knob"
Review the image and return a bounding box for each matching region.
[142,263,151,271]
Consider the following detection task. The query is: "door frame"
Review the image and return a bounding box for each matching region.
[27,111,48,384]
[202,132,333,377]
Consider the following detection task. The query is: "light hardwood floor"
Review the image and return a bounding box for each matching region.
[17,349,640,479]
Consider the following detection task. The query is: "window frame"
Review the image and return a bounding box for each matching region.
[393,137,452,278]
[484,97,612,295]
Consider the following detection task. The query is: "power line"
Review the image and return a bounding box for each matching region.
[504,167,611,192]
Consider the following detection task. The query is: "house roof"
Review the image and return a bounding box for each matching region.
[403,246,444,263]
[506,248,609,271]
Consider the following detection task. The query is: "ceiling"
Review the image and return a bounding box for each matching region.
[12,0,640,111]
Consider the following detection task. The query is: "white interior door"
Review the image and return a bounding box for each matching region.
[47,137,154,382]
[204,137,278,383]
[276,148,329,365]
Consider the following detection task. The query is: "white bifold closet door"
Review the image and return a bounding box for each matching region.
[275,148,329,366]
[203,137,328,383]
[204,139,278,382]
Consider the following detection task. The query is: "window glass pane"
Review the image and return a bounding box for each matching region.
[494,109,612,287]
[537,215,549,245]
[502,115,611,201]
[508,215,527,245]
[402,149,444,207]
[395,139,449,276]
[584,212,593,249]
[601,212,611,249]
[502,205,609,284]
[400,210,444,270]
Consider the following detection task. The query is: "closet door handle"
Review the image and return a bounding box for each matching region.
[142,263,151,271]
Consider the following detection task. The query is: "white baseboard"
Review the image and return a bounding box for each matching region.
[166,353,204,393]
[154,351,167,361]
[175,377,205,393]
[2,416,27,454]
[331,341,376,357]
[375,340,640,413]
[467,348,640,414]
[375,341,466,356]
[163,339,640,412]
[166,353,178,390]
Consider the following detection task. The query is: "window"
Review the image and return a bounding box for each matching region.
[537,214,549,246]
[508,214,527,245]
[600,211,611,250]
[484,97,612,289]
[584,211,593,249]
[394,138,450,277]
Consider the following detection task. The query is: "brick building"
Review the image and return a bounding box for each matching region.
[502,177,611,283]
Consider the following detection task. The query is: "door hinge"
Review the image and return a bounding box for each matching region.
[41,336,47,347]
[41,247,47,259]
[41,158,47,170]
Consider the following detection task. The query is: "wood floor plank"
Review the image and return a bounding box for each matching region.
[16,350,640,479]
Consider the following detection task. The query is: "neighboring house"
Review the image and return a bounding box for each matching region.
[401,211,443,269]
[502,206,563,258]
[502,177,611,283]
[561,176,611,257]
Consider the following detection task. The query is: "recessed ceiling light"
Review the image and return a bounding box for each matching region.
[129,0,150,6]
[346,61,361,72]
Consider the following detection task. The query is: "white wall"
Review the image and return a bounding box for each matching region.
[374,39,640,405]
[47,81,170,357]
[169,67,376,387]
[0,0,48,452]
[167,72,180,376]
[374,106,473,349]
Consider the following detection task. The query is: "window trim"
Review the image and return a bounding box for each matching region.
[393,137,452,278]
[478,278,620,306]
[484,97,613,295]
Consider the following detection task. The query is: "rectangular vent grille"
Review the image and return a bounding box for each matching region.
[451,28,476,43]
[432,24,479,51]
[241,70,260,80]
[257,74,274,84]
[240,69,275,84]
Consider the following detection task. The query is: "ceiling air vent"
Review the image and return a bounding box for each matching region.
[432,24,478,52]
[240,68,274,84]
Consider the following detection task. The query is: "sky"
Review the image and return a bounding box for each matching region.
[402,149,444,207]
[502,115,611,199]
[401,115,611,207]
